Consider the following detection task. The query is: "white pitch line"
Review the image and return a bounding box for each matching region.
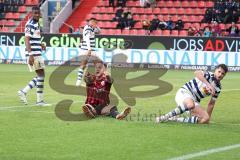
[167,143,240,160]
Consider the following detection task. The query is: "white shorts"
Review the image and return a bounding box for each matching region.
[80,49,100,62]
[175,88,199,107]
[27,56,45,71]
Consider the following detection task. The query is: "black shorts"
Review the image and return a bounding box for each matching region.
[93,105,105,115]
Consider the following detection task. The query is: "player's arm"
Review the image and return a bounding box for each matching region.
[94,26,101,34]
[194,70,215,95]
[25,26,34,65]
[84,72,94,85]
[207,98,216,119]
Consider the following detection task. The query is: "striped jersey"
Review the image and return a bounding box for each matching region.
[25,18,42,56]
[182,71,221,103]
[81,25,98,51]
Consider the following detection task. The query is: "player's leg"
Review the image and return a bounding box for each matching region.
[82,104,97,118]
[76,51,91,86]
[167,102,203,124]
[34,56,51,106]
[190,105,210,124]
[101,105,131,120]
[156,88,195,122]
[18,56,37,105]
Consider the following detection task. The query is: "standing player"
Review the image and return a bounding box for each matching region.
[76,18,101,86]
[156,64,228,124]
[18,6,50,106]
[82,61,131,120]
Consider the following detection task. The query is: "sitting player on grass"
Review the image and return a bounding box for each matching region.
[82,61,131,120]
[156,64,228,124]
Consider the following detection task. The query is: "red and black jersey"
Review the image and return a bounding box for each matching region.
[84,73,113,107]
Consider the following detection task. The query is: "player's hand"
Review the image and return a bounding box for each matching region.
[87,50,92,56]
[207,84,215,96]
[28,55,34,66]
[41,43,46,51]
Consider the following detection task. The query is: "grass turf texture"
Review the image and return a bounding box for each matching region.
[0,64,240,160]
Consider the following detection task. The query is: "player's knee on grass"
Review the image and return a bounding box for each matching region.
[199,114,210,124]
[184,99,195,110]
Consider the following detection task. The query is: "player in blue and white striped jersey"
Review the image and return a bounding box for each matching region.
[76,18,101,86]
[17,6,51,107]
[156,64,228,124]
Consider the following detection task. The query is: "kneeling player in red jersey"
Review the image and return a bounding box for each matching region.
[82,61,131,120]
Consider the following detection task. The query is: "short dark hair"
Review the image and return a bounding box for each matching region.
[32,6,40,12]
[215,64,228,73]
[89,18,97,22]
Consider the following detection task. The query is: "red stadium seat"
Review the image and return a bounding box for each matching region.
[174,1,181,8]
[19,6,26,13]
[160,8,168,14]
[130,29,138,35]
[1,27,9,32]
[134,22,142,29]
[101,29,108,34]
[127,1,136,7]
[86,14,94,20]
[206,1,214,7]
[122,29,130,35]
[185,8,193,15]
[162,30,170,36]
[201,23,209,28]
[33,0,39,5]
[169,8,177,14]
[189,1,198,8]
[193,23,201,28]
[133,14,140,21]
[145,8,152,14]
[177,8,185,15]
[219,23,226,30]
[198,1,205,8]
[152,30,162,36]
[171,15,178,22]
[184,23,192,29]
[95,14,102,20]
[181,15,189,22]
[189,15,198,22]
[6,20,14,26]
[92,7,99,13]
[138,8,145,14]
[105,21,113,28]
[179,30,188,36]
[166,1,173,7]
[181,1,189,8]
[141,14,148,20]
[171,30,179,36]
[158,0,165,7]
[153,8,160,14]
[102,14,112,20]
[149,15,155,20]
[97,21,104,28]
[137,29,147,35]
[195,8,203,15]
[5,12,14,19]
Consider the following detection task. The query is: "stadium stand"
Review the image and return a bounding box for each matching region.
[59,0,213,35]
[59,0,240,36]
[0,0,39,32]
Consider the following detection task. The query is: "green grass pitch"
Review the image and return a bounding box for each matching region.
[0,64,240,160]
